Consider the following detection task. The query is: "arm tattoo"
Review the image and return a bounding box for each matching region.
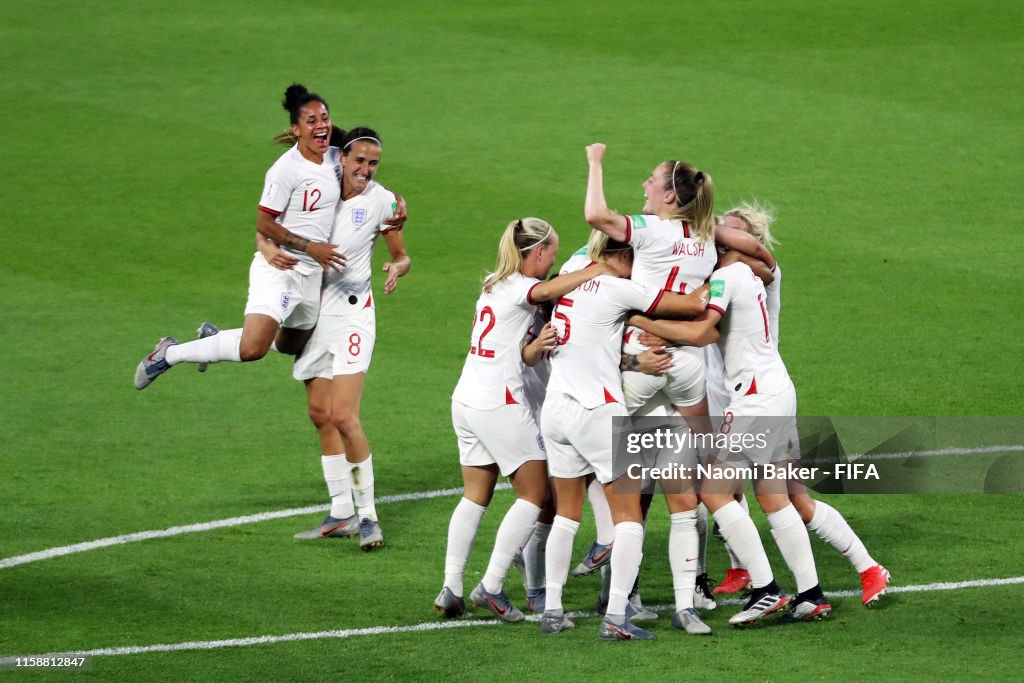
[620,353,639,371]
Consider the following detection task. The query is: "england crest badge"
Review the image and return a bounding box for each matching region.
[352,208,367,227]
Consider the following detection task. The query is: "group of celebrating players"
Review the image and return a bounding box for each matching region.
[437,144,891,640]
[132,83,890,641]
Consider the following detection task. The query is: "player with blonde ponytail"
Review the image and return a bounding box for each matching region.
[434,218,615,621]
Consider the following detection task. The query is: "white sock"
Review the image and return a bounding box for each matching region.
[544,516,580,613]
[808,500,876,573]
[443,498,487,597]
[482,500,542,594]
[725,494,750,569]
[350,455,377,521]
[696,503,708,575]
[714,500,773,589]
[606,521,645,618]
[523,522,551,592]
[669,510,698,611]
[165,330,241,365]
[321,454,354,519]
[587,479,615,546]
[768,504,819,594]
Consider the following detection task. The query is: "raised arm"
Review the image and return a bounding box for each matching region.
[628,308,722,347]
[584,143,629,242]
[528,262,615,303]
[381,229,411,294]
[257,209,346,273]
[714,224,776,271]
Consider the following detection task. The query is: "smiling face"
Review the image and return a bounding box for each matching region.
[341,140,382,199]
[642,163,674,215]
[291,101,331,162]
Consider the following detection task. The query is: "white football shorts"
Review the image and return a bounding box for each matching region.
[622,346,706,413]
[541,391,627,484]
[452,401,546,477]
[293,306,376,380]
[244,253,322,330]
[718,384,797,466]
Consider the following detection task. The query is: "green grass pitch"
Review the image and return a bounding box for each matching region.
[1,0,1022,679]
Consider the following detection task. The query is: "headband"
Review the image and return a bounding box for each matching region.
[344,136,382,150]
[670,162,704,205]
[517,221,553,252]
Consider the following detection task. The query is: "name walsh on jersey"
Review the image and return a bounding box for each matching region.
[672,241,707,257]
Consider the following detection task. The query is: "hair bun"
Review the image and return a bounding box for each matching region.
[283,83,309,110]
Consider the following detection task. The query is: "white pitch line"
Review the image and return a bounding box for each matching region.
[1,575,1021,663]
[2,442,1021,571]
[0,483,511,571]
[856,444,1024,461]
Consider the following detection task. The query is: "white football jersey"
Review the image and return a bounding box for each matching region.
[320,181,398,314]
[707,262,792,400]
[452,273,542,410]
[706,261,783,414]
[259,145,343,273]
[547,275,662,408]
[559,248,592,275]
[624,214,717,293]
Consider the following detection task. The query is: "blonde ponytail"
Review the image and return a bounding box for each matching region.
[482,217,554,292]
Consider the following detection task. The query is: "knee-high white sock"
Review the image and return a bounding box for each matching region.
[606,521,645,618]
[725,538,745,570]
[696,503,708,574]
[443,498,487,597]
[808,500,876,573]
[523,522,551,592]
[544,516,580,613]
[165,329,241,365]
[587,479,614,546]
[211,329,280,354]
[482,500,542,594]
[768,503,819,594]
[670,510,699,611]
[714,500,773,589]
[350,455,377,521]
[724,494,750,569]
[321,454,354,519]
